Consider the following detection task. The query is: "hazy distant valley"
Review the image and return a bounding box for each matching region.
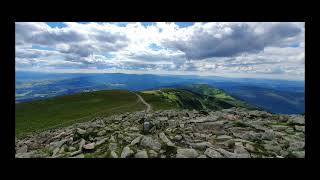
[16,71,304,114]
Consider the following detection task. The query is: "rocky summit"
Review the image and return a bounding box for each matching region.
[15,107,305,158]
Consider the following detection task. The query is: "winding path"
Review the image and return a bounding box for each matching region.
[133,92,152,112]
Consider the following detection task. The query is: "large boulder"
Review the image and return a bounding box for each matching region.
[176,148,199,158]
[140,136,161,151]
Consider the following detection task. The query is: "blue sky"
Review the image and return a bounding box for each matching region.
[15,22,305,80]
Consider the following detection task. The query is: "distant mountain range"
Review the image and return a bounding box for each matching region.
[15,71,304,114]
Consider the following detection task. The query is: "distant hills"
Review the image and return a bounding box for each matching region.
[15,71,304,114]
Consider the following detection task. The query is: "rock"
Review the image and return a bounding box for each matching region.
[16,151,36,158]
[52,147,60,157]
[176,154,187,158]
[271,125,288,131]
[174,135,182,141]
[129,127,140,131]
[159,132,175,147]
[263,143,282,153]
[148,150,158,158]
[83,142,95,150]
[108,143,118,151]
[289,151,305,158]
[168,120,177,128]
[245,143,255,152]
[70,150,82,156]
[215,148,250,158]
[68,146,76,152]
[76,128,86,135]
[16,145,28,153]
[197,155,207,158]
[130,136,142,146]
[78,139,86,150]
[261,130,275,140]
[143,122,151,134]
[216,135,233,141]
[121,146,134,158]
[110,151,118,158]
[109,135,116,143]
[288,141,304,151]
[97,130,106,136]
[59,146,65,154]
[134,150,148,158]
[234,143,249,154]
[176,148,199,158]
[188,142,213,150]
[96,138,108,146]
[49,139,67,151]
[291,116,304,125]
[294,125,305,132]
[104,127,113,132]
[140,136,161,151]
[204,148,223,158]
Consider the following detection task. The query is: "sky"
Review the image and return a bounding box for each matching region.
[15,22,305,80]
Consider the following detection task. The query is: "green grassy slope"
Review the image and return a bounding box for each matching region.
[16,84,258,138]
[139,84,257,111]
[16,90,145,138]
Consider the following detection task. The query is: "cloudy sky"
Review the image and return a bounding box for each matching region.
[15,22,305,80]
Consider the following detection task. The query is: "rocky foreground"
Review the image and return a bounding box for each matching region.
[15,108,305,158]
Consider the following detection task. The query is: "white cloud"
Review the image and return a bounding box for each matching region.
[15,22,305,80]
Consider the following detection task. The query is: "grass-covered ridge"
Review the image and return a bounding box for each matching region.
[16,84,259,138]
[16,90,145,138]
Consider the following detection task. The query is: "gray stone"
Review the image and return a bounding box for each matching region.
[134,150,148,158]
[148,150,158,158]
[110,151,118,158]
[291,116,304,125]
[76,128,86,135]
[97,130,106,136]
[143,122,151,133]
[176,148,199,158]
[159,132,175,147]
[262,130,275,140]
[78,139,86,150]
[52,147,60,157]
[204,148,223,158]
[109,135,116,143]
[197,155,207,158]
[140,136,161,151]
[83,142,95,150]
[168,120,177,128]
[294,125,305,132]
[68,146,76,152]
[129,127,140,131]
[96,138,108,146]
[49,139,67,151]
[108,143,118,151]
[216,148,250,158]
[290,151,305,158]
[271,125,288,131]
[245,143,255,152]
[121,146,134,158]
[216,135,233,141]
[174,135,182,141]
[188,142,213,150]
[16,145,28,153]
[70,150,82,156]
[288,141,305,151]
[130,135,142,146]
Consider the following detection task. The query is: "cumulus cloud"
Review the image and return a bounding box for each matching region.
[15,22,305,80]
